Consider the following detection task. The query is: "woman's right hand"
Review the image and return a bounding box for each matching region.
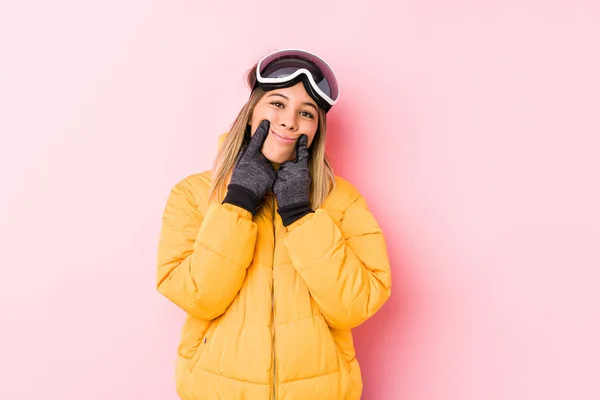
[222,120,276,215]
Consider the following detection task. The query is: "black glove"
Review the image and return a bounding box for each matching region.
[273,134,314,226]
[223,120,276,215]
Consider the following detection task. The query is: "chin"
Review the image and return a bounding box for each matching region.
[263,153,291,164]
[262,147,293,164]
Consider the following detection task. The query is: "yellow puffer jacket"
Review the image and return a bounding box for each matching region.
[157,169,391,400]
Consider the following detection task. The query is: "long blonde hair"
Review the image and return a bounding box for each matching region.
[208,63,335,208]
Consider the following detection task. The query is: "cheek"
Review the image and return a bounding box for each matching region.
[303,125,318,147]
[250,109,274,135]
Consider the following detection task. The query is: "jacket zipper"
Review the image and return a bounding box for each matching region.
[271,195,277,400]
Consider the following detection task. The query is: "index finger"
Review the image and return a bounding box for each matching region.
[296,134,309,163]
[247,120,270,153]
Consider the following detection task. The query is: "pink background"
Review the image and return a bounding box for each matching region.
[1,1,599,399]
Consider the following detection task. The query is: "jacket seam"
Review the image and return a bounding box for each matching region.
[280,367,340,384]
[194,240,246,270]
[276,314,317,328]
[296,238,339,274]
[194,367,270,386]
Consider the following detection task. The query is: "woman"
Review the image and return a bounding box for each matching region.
[156,48,392,400]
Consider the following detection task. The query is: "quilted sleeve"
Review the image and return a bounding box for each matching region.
[284,193,391,330]
[156,179,257,320]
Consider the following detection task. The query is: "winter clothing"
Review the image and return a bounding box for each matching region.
[156,138,391,400]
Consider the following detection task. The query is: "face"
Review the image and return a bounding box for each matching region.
[249,82,319,163]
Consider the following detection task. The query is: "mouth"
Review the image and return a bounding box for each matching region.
[270,129,297,143]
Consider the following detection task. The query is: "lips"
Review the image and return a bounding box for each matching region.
[270,129,297,143]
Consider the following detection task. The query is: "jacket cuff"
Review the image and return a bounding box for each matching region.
[223,184,261,215]
[284,211,315,232]
[277,201,314,227]
[221,202,254,220]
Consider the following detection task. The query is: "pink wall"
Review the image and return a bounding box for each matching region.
[1,1,599,399]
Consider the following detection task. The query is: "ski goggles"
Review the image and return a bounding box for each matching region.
[254,49,340,113]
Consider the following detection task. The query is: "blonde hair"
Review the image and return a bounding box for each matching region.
[208,63,335,208]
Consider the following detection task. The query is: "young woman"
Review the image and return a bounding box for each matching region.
[156,49,392,400]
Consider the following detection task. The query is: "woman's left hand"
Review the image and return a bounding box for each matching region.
[273,134,314,226]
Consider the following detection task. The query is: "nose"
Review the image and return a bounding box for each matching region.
[277,107,298,131]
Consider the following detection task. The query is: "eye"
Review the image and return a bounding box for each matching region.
[300,110,315,119]
[270,101,284,108]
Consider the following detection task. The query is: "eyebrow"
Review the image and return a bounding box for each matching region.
[266,92,318,112]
